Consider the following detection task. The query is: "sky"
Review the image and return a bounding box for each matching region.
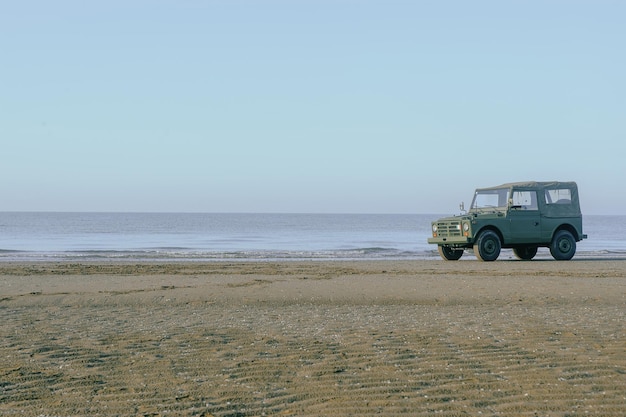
[1,1,624,214]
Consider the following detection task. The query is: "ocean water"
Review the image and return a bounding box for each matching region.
[0,212,624,261]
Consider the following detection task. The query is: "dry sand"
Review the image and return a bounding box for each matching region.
[1,260,625,416]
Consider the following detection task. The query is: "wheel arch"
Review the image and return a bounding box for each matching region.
[474,225,504,244]
[552,223,581,241]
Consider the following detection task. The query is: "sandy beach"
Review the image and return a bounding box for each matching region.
[1,260,625,416]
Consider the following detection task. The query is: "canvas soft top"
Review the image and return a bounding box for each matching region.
[475,181,578,192]
[475,181,581,217]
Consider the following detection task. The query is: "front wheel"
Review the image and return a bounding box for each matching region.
[474,230,501,262]
[550,230,576,260]
[438,246,464,261]
[513,246,538,260]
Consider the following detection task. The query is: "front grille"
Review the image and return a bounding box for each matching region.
[436,221,461,237]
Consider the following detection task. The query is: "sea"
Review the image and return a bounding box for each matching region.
[0,212,625,262]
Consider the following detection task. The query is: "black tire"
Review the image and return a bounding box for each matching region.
[438,246,464,261]
[550,230,576,260]
[473,230,501,262]
[513,246,538,260]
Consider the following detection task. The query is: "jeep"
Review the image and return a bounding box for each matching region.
[427,181,587,261]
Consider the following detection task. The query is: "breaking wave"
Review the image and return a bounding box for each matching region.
[0,247,441,262]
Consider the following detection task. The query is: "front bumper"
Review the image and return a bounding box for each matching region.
[427,236,472,246]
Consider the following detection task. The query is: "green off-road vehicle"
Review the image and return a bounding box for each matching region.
[428,181,587,261]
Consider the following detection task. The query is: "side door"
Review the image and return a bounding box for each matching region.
[507,190,541,243]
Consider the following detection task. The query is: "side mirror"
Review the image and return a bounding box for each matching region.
[459,202,466,213]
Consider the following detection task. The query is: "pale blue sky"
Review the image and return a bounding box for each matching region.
[1,1,624,214]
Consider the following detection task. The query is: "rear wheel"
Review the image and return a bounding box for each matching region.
[513,246,538,260]
[474,230,501,262]
[438,246,464,261]
[550,230,576,260]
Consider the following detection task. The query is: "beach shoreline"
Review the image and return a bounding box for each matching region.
[1,260,625,415]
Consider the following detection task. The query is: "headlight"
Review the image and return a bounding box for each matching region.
[432,224,438,233]
[463,222,470,232]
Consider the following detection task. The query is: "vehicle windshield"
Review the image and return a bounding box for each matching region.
[470,188,510,210]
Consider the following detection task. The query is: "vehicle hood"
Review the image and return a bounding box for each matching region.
[432,214,472,223]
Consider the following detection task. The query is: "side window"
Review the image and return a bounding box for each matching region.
[511,191,538,210]
[545,189,572,204]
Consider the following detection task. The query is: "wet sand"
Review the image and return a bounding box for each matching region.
[1,260,625,416]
